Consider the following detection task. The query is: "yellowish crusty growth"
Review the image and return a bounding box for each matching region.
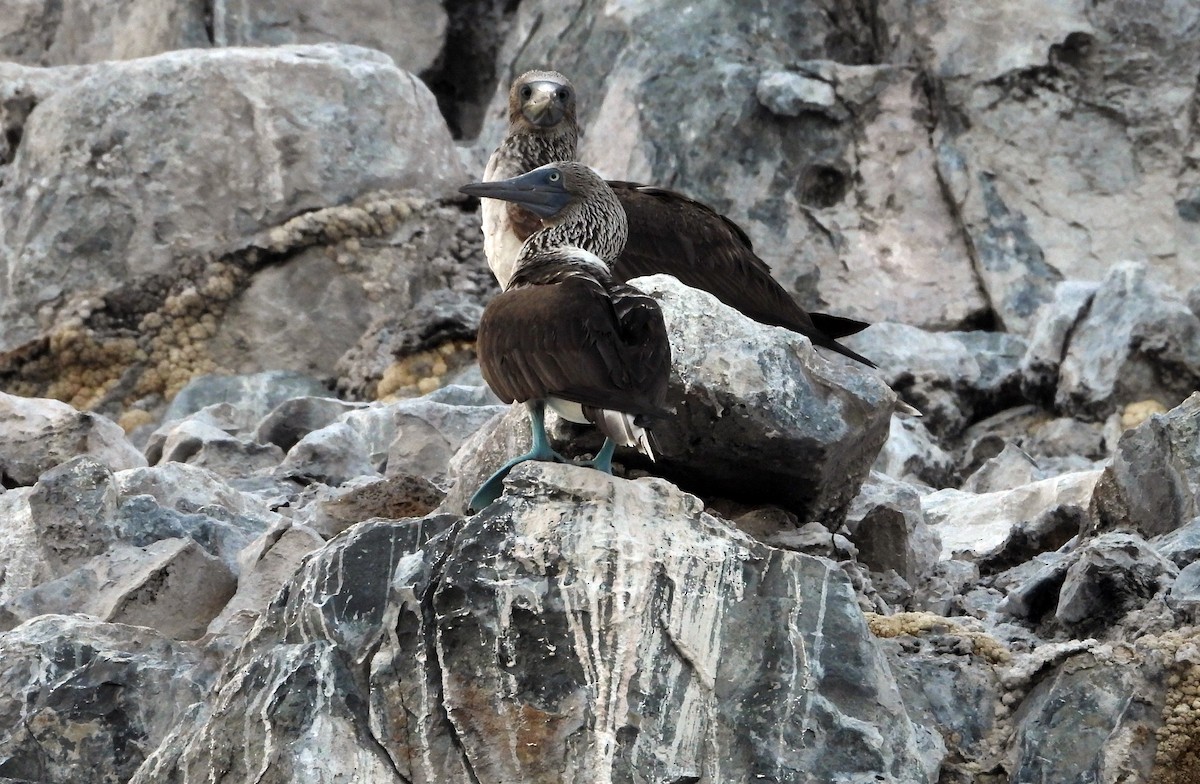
[376,339,477,399]
[1149,628,1200,783]
[1122,399,1168,430]
[865,611,1012,665]
[1,191,445,415]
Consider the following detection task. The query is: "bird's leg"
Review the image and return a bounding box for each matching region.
[469,401,567,512]
[578,438,617,474]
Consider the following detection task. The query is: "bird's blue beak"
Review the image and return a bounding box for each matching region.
[460,168,571,218]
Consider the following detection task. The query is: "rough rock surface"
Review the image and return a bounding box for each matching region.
[134,463,940,783]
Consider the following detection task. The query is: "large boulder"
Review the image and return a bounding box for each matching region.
[0,45,473,416]
[133,462,941,783]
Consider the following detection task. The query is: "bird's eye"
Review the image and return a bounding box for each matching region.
[556,88,570,102]
[519,85,533,99]
[548,171,561,182]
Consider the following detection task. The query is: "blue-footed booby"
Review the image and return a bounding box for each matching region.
[481,69,876,369]
[461,161,672,512]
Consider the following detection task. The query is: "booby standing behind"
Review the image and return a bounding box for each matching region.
[482,69,876,369]
[461,161,672,512]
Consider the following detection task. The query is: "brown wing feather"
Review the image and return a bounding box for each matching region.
[608,182,875,368]
[477,277,671,417]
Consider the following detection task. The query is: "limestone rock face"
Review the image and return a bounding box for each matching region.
[213,0,448,75]
[0,615,208,784]
[134,463,940,783]
[0,0,209,66]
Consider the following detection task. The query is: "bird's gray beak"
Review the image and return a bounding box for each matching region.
[522,85,567,128]
[460,170,570,218]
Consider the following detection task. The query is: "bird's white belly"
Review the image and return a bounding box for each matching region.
[481,197,523,289]
[547,397,589,425]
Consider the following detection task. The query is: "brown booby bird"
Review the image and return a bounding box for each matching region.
[481,69,875,368]
[461,161,672,512]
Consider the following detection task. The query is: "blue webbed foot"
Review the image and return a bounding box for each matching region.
[468,400,567,512]
[577,438,617,475]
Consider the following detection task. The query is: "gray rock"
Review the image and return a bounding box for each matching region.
[278,383,507,488]
[1153,516,1200,568]
[1005,644,1161,783]
[1056,533,1177,633]
[873,415,956,489]
[275,421,381,486]
[961,442,1039,494]
[1090,392,1200,539]
[163,371,332,425]
[0,392,146,487]
[1020,280,1101,404]
[304,474,445,538]
[115,461,286,530]
[756,69,840,117]
[0,615,208,784]
[255,396,368,453]
[0,0,208,65]
[1025,263,1200,419]
[213,0,448,75]
[912,560,982,616]
[1168,561,1200,609]
[1,45,464,355]
[144,462,938,782]
[7,538,236,641]
[843,322,1027,438]
[27,456,121,574]
[451,276,895,526]
[144,403,286,478]
[111,493,264,574]
[923,469,1101,561]
[1002,532,1177,636]
[846,472,941,584]
[905,0,1200,302]
[205,522,325,643]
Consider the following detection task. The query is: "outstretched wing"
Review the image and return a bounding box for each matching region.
[608,181,875,367]
[477,276,671,417]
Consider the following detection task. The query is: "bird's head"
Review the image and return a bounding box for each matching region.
[461,162,628,262]
[507,70,576,131]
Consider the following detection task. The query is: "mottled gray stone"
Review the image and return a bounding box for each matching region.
[1020,281,1100,405]
[451,276,895,526]
[1090,392,1200,539]
[304,473,445,538]
[961,442,1039,494]
[1168,561,1200,608]
[0,615,208,784]
[0,392,146,487]
[111,493,264,574]
[1026,264,1200,419]
[275,421,381,486]
[756,69,839,117]
[846,472,941,583]
[145,403,285,478]
[923,470,1100,562]
[1055,532,1177,633]
[115,461,286,531]
[213,0,448,74]
[163,371,332,425]
[0,0,208,66]
[8,538,236,641]
[844,322,1027,437]
[136,464,939,783]
[873,415,956,489]
[1153,516,1200,568]
[1007,645,1162,782]
[254,396,368,453]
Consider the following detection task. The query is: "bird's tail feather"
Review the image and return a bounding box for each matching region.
[586,407,656,461]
